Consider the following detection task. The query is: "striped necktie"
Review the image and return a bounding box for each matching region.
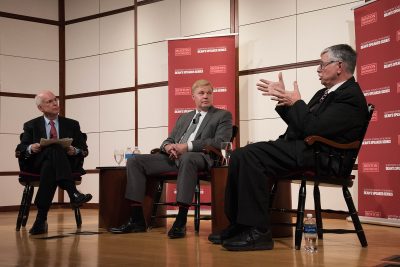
[179,113,201,144]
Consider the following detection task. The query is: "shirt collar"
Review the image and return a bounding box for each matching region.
[44,116,59,125]
[196,110,208,117]
[328,81,346,93]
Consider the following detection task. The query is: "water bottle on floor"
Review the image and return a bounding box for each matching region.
[304,213,318,253]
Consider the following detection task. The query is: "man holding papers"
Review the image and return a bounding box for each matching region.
[16,90,92,235]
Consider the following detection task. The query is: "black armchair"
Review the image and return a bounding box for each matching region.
[149,125,238,232]
[269,104,374,249]
[15,133,88,231]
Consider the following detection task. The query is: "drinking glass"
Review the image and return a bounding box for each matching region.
[113,149,124,166]
[220,142,233,166]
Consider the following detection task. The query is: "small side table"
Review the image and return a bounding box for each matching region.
[97,166,165,229]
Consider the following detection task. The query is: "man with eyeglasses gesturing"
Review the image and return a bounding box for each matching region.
[218,44,369,251]
[16,90,92,235]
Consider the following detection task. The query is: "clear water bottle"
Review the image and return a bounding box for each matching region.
[133,146,141,155]
[304,213,318,253]
[125,147,134,163]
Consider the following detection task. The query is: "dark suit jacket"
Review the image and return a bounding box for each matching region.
[160,106,233,167]
[16,116,88,173]
[275,77,369,174]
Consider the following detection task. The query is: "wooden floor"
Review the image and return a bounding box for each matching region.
[0,209,399,267]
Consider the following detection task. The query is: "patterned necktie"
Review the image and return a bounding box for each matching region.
[310,89,330,112]
[319,89,330,103]
[179,113,201,144]
[49,120,58,139]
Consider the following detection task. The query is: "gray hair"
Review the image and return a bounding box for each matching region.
[321,44,357,74]
[35,94,44,106]
[34,90,55,106]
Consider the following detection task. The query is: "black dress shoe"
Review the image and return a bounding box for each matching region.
[29,220,48,235]
[222,227,274,251]
[108,218,146,234]
[208,233,222,244]
[167,224,186,239]
[208,224,245,244]
[70,192,92,207]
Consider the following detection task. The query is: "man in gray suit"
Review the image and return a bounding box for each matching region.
[109,79,232,238]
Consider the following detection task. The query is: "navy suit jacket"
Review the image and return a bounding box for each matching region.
[274,77,369,173]
[17,116,88,173]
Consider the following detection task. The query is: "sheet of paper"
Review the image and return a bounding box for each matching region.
[40,138,73,148]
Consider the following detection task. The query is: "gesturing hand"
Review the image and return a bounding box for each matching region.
[256,72,301,106]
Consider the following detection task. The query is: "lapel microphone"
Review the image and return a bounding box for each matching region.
[192,113,201,124]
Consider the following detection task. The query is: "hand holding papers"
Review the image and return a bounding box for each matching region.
[40,138,73,148]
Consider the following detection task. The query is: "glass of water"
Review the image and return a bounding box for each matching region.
[113,149,124,166]
[220,142,233,166]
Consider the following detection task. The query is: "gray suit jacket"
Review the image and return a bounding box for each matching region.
[160,106,233,167]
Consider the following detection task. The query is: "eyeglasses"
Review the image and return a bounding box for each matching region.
[43,98,59,105]
[318,60,340,70]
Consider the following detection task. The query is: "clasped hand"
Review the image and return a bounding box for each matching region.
[165,143,188,159]
[256,72,301,106]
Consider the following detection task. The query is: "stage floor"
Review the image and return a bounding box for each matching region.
[0,208,399,267]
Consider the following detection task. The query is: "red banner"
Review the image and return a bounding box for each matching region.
[354,0,400,221]
[167,35,237,210]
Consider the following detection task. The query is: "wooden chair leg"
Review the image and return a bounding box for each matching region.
[342,186,368,247]
[74,206,82,229]
[313,184,323,239]
[149,181,164,229]
[295,179,306,250]
[22,185,34,227]
[16,185,30,231]
[16,210,23,231]
[194,180,200,233]
[18,185,34,229]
